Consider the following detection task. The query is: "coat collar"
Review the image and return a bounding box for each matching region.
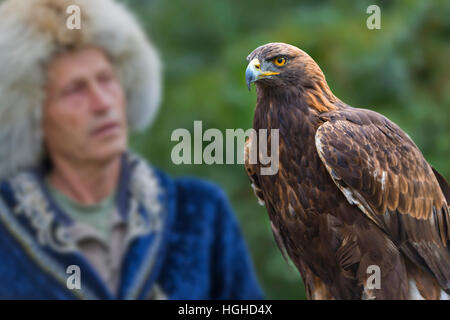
[0,151,173,299]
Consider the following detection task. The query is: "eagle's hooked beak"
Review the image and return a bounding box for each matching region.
[245,58,280,91]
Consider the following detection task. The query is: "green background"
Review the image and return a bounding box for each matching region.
[122,0,450,299]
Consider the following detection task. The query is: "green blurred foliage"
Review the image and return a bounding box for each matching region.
[122,0,449,299]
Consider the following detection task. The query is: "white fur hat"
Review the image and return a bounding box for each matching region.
[0,0,162,179]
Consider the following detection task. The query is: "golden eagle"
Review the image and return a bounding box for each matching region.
[244,42,450,300]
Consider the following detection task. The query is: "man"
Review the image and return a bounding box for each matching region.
[0,0,263,299]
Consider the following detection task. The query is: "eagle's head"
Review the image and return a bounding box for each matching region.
[245,42,327,91]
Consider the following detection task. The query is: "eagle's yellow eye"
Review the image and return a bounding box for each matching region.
[274,57,286,67]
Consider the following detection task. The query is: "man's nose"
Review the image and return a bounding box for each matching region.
[89,82,112,113]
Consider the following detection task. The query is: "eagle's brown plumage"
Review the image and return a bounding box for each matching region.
[244,42,450,300]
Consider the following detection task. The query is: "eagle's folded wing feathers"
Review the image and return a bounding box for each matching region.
[315,108,450,291]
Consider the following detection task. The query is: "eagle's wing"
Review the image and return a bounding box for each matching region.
[315,107,450,292]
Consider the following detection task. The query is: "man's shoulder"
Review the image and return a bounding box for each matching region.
[152,167,228,204]
[151,168,234,229]
[175,176,227,201]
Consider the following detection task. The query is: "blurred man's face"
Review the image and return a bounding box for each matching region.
[43,47,128,166]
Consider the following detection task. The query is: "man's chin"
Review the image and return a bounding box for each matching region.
[87,143,127,165]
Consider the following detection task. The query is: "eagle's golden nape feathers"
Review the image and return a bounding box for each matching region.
[246,42,339,114]
[245,42,450,300]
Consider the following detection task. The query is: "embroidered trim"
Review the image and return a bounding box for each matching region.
[123,153,167,299]
[0,196,96,300]
[8,152,164,255]
[9,172,76,253]
[126,153,163,243]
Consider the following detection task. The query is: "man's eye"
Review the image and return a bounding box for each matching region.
[273,57,286,67]
[63,82,85,96]
[98,72,113,83]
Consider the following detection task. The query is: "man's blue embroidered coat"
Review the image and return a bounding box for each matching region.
[0,153,264,300]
